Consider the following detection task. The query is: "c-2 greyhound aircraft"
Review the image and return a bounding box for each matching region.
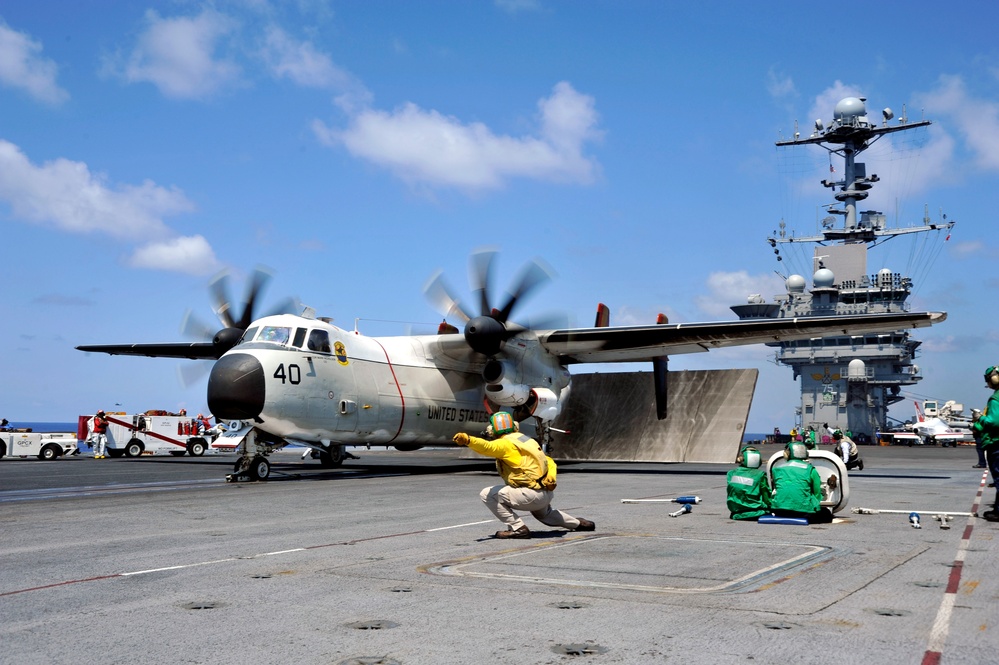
[77,254,946,481]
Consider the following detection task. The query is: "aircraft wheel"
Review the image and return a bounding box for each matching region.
[250,456,270,481]
[233,457,249,474]
[38,444,59,461]
[125,440,144,458]
[187,438,207,457]
[319,445,345,468]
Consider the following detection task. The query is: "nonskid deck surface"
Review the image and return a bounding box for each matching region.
[0,444,994,664]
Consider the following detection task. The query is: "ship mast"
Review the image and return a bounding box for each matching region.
[734,96,954,441]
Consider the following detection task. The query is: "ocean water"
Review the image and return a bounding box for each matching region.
[2,421,79,433]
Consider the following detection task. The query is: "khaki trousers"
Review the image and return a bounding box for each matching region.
[480,484,581,531]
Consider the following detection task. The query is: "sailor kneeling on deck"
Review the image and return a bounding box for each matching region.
[727,446,772,520]
[453,412,595,539]
[770,442,834,524]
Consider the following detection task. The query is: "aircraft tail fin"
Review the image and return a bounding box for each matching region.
[594,303,610,328]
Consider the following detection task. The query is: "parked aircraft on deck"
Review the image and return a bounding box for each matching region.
[910,401,973,446]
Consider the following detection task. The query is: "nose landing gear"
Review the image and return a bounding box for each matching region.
[225,427,278,482]
[227,454,271,482]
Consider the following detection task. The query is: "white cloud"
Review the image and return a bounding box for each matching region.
[262,26,345,89]
[0,139,213,275]
[314,81,602,192]
[952,239,985,257]
[916,74,999,172]
[117,9,240,100]
[0,19,68,104]
[695,270,787,318]
[0,139,195,238]
[766,69,795,99]
[128,235,221,276]
[260,25,370,111]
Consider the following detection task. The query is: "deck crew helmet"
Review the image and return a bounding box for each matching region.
[986,366,999,389]
[487,412,517,437]
[832,430,844,440]
[784,441,809,461]
[736,446,762,469]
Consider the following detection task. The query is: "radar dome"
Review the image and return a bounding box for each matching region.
[786,274,806,293]
[813,267,835,288]
[848,359,867,380]
[834,97,867,121]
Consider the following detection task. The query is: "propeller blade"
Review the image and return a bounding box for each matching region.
[209,272,236,328]
[469,248,498,317]
[180,310,215,341]
[177,360,213,389]
[237,267,274,329]
[265,296,301,319]
[423,270,471,324]
[497,258,553,323]
[522,310,572,332]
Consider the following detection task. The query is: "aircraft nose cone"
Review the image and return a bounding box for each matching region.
[207,353,265,421]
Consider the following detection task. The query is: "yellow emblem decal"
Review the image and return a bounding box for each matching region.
[334,341,349,366]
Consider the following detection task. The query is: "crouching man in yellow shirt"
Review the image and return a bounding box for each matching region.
[454,412,595,539]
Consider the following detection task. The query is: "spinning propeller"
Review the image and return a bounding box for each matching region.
[424,249,554,357]
[177,267,299,385]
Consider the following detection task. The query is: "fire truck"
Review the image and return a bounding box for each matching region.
[78,412,223,457]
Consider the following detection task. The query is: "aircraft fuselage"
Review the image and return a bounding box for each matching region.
[206,314,569,446]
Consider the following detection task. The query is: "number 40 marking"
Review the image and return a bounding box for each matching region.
[273,363,302,385]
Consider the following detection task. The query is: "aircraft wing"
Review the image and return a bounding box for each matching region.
[75,342,221,360]
[537,311,945,364]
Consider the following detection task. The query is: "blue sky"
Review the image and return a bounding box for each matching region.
[1,1,996,432]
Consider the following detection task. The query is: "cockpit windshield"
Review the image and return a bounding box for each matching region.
[240,327,259,344]
[257,326,291,345]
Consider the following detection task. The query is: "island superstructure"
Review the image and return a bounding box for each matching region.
[732,96,954,442]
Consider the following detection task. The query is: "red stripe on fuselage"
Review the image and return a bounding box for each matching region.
[370,339,405,443]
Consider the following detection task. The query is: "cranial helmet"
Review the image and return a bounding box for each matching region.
[832,430,844,440]
[489,412,516,435]
[784,441,809,461]
[737,446,762,469]
[986,366,999,389]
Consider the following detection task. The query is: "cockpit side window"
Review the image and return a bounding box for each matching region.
[259,326,291,345]
[292,328,307,348]
[241,327,259,344]
[308,329,332,353]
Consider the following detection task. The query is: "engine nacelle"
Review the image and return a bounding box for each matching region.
[527,387,561,422]
[483,360,530,405]
[485,381,531,405]
[483,359,514,384]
